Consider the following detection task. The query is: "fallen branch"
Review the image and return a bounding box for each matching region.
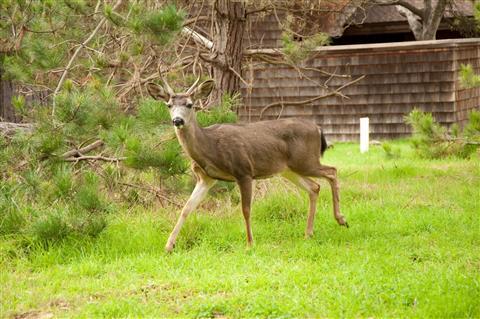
[260,75,366,119]
[0,122,34,136]
[64,155,126,162]
[119,182,182,207]
[61,140,104,158]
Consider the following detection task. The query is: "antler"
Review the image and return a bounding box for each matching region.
[186,76,201,95]
[157,66,175,96]
[160,74,175,96]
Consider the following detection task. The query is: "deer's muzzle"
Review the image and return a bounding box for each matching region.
[172,117,185,127]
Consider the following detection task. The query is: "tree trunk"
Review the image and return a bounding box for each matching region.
[419,0,448,40]
[211,0,246,105]
[0,61,18,122]
[396,0,449,40]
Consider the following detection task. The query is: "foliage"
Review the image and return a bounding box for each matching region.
[475,0,480,24]
[281,31,330,63]
[142,4,186,45]
[0,0,185,98]
[459,64,480,88]
[197,94,239,126]
[405,109,480,158]
[0,83,239,246]
[456,3,480,87]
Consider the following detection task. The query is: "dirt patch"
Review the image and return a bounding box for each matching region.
[12,299,70,319]
[13,311,53,319]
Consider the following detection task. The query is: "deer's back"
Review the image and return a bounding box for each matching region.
[202,119,322,179]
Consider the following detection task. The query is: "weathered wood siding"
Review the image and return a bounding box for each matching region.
[454,43,480,126]
[240,38,480,141]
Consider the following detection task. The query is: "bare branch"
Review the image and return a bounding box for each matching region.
[245,52,350,78]
[260,75,366,119]
[181,27,214,50]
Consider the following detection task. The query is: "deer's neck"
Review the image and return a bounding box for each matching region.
[175,118,210,166]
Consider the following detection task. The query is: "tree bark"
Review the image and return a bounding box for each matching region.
[420,0,448,40]
[394,0,449,40]
[211,0,246,105]
[0,61,18,122]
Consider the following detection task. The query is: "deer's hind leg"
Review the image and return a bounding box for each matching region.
[237,177,254,247]
[282,171,320,238]
[165,165,216,252]
[306,164,349,228]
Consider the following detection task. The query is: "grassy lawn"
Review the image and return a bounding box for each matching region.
[1,142,479,318]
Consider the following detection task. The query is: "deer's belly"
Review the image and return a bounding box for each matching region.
[203,164,236,182]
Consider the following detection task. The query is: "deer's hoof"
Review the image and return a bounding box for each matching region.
[343,221,350,228]
[165,242,175,253]
[304,232,314,239]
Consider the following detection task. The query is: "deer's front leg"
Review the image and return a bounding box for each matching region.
[237,177,254,247]
[165,173,215,252]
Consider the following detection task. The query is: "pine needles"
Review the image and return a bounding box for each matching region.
[405,109,480,159]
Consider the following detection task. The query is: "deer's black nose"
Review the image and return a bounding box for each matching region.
[172,117,185,127]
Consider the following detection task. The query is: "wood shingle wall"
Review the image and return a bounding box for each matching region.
[240,38,480,141]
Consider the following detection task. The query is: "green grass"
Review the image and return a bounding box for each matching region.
[1,142,479,318]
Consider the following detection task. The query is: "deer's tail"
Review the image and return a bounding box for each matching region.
[319,128,328,157]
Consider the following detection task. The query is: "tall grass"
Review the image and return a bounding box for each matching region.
[1,142,479,318]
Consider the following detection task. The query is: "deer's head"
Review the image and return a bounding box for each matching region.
[147,77,214,129]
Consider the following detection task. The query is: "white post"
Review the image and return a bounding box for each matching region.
[360,117,369,153]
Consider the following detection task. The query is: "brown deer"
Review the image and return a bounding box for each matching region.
[147,78,348,252]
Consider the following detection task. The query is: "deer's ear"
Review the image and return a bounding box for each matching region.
[193,80,215,100]
[146,82,170,101]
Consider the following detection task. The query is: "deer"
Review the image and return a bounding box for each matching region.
[146,77,349,252]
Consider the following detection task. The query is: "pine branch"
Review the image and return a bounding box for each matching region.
[52,0,124,116]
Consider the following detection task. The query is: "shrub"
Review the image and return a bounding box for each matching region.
[405,109,480,158]
[197,94,238,127]
[31,209,71,244]
[0,208,25,236]
[459,64,480,89]
[0,83,240,248]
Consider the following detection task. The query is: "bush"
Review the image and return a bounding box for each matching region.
[459,64,480,89]
[31,210,71,244]
[0,85,240,248]
[405,109,480,158]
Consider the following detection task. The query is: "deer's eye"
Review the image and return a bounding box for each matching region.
[186,103,193,109]
[166,103,172,108]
